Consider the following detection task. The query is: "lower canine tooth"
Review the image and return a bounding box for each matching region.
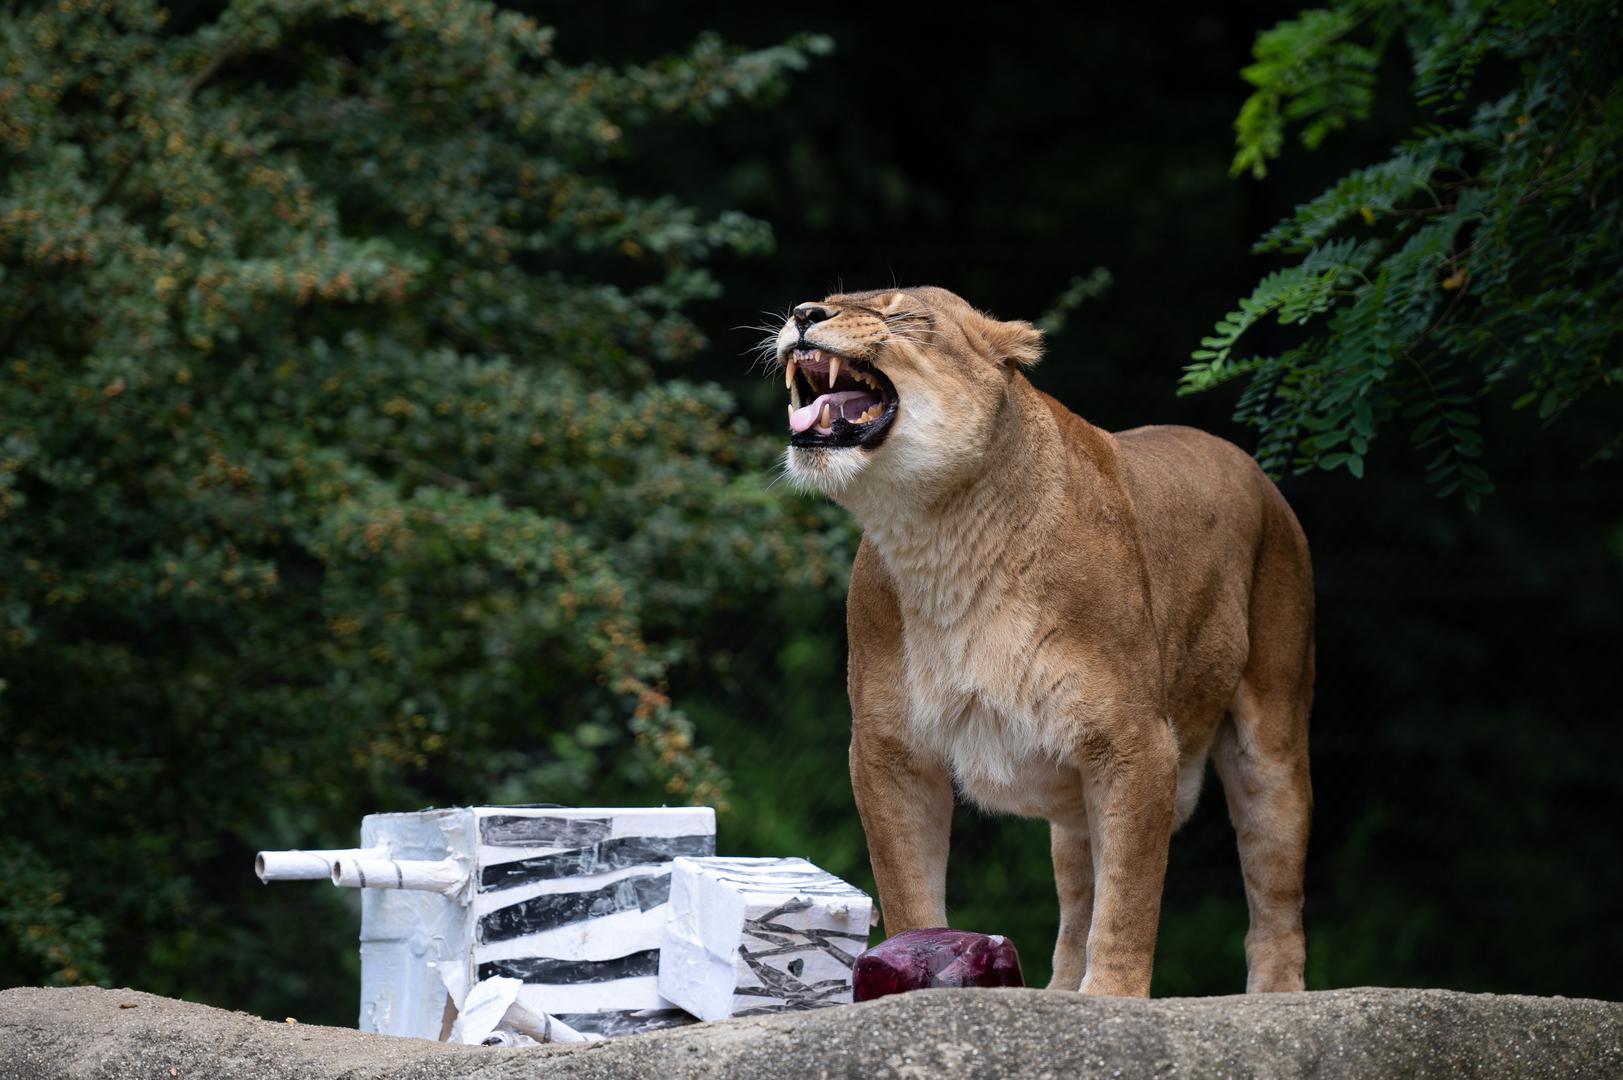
[820,402,831,428]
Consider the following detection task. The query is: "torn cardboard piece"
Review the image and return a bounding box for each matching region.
[446,975,601,1045]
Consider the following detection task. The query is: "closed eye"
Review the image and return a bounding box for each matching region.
[884,309,939,342]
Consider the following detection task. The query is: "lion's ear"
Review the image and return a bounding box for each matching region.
[976,314,1045,368]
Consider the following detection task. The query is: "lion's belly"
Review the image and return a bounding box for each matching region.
[919,689,1086,824]
[957,747,1087,826]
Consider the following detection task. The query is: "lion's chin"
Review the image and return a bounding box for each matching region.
[784,444,872,498]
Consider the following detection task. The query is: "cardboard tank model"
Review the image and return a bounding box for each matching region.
[258,804,882,1042]
[258,804,716,1039]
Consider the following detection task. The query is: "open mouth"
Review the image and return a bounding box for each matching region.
[784,347,897,450]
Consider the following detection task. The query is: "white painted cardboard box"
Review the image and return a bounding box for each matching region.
[658,856,873,1021]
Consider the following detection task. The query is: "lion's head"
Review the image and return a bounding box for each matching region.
[770,286,1044,503]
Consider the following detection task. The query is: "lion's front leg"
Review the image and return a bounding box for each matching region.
[850,726,953,935]
[846,539,953,936]
[1075,706,1179,997]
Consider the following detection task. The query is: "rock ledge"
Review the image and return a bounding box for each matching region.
[2,984,1618,1079]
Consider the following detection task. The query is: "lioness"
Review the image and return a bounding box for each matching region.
[774,286,1314,997]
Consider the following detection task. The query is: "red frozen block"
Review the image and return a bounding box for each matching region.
[851,928,1024,1002]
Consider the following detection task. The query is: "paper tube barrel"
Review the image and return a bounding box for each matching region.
[330,854,466,895]
[256,848,375,882]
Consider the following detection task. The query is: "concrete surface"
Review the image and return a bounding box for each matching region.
[1,984,1619,1078]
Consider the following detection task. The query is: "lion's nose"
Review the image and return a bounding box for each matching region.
[792,304,834,329]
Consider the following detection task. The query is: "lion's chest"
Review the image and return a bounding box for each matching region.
[865,507,1088,818]
[897,593,1079,815]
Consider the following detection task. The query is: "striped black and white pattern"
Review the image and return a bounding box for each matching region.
[551,1008,696,1038]
[658,856,873,1022]
[470,806,714,1027]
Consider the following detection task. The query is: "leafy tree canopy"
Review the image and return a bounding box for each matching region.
[0,0,843,1008]
[1184,0,1621,508]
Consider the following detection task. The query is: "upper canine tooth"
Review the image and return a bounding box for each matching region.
[785,357,797,389]
[828,356,841,385]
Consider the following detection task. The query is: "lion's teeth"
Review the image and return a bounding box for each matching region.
[785,357,797,389]
[828,356,841,386]
[820,402,831,429]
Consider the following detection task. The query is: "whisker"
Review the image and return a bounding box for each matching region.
[742,330,789,375]
[764,461,790,492]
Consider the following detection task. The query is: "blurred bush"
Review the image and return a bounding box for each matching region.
[0,0,847,1018]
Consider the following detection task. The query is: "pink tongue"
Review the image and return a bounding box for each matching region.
[789,391,880,433]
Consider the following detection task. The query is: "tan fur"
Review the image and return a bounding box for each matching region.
[779,287,1314,997]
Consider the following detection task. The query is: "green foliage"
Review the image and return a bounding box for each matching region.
[0,840,109,987]
[0,0,846,1014]
[1188,0,1623,509]
[1035,267,1113,337]
[1230,6,1380,180]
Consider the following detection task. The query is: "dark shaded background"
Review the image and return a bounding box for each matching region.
[552,2,1622,1000]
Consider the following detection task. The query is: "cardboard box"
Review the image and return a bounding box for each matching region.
[658,856,872,1021]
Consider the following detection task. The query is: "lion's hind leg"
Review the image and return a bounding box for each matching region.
[1213,671,1312,992]
[1212,482,1315,993]
[1047,821,1093,990]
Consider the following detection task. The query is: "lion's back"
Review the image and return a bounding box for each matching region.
[1113,424,1272,523]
